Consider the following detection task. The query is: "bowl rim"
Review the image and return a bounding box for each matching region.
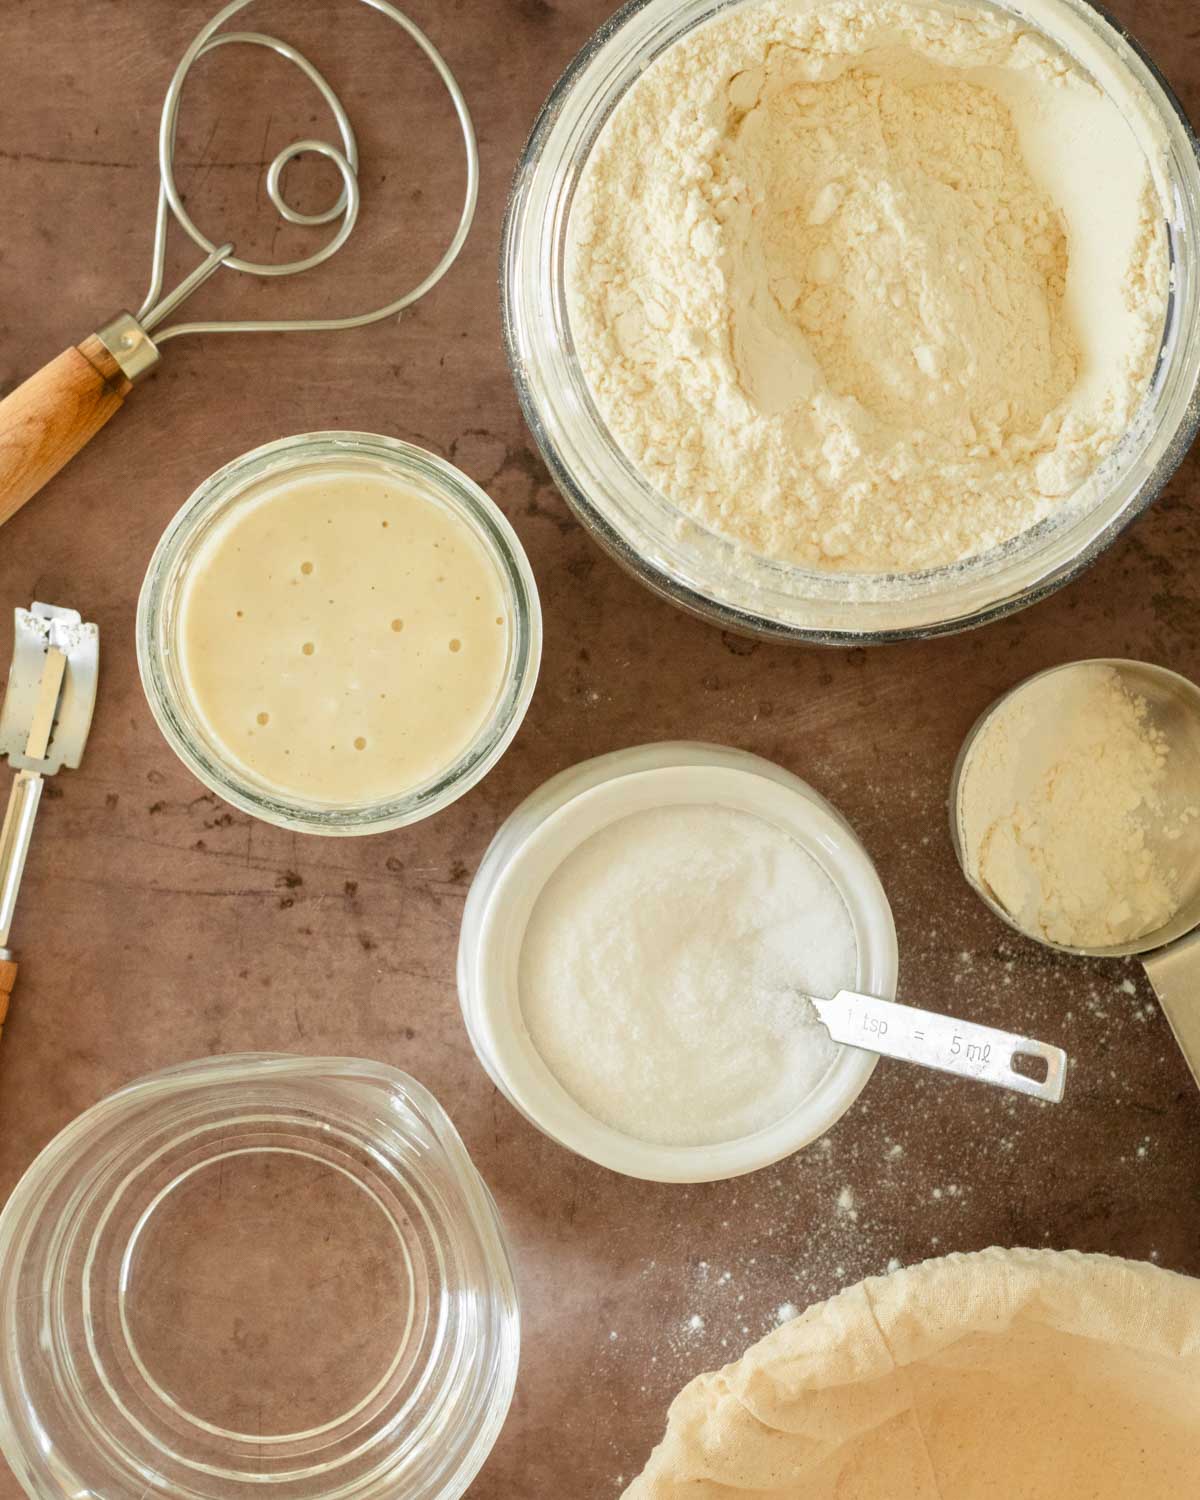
[471,764,899,1182]
[948,657,1200,958]
[501,0,1200,644]
[137,432,543,835]
[0,1053,521,1500]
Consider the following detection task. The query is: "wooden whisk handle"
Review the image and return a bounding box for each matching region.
[0,959,15,1044]
[0,317,158,527]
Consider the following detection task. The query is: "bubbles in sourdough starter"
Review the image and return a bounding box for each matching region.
[178,467,512,803]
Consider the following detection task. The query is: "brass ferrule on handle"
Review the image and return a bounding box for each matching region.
[94,313,161,384]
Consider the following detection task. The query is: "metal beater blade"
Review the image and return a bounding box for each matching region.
[0,605,99,1037]
[805,990,1068,1103]
[0,1,479,531]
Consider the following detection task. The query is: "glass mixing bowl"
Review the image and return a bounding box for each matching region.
[0,1055,519,1500]
[502,0,1200,643]
[139,433,542,835]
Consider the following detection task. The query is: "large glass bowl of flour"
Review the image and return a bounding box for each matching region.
[502,0,1200,642]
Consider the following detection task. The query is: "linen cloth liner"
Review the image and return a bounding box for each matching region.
[624,1246,1200,1497]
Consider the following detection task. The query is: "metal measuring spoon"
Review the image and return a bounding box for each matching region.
[950,659,1200,1091]
[804,990,1067,1102]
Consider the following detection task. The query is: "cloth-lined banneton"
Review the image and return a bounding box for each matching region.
[623,1247,1200,1497]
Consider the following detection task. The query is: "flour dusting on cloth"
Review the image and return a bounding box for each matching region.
[622,1249,1200,1498]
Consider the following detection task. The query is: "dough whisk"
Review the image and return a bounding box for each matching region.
[0,0,478,528]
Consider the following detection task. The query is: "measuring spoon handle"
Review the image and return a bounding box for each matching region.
[809,990,1068,1104]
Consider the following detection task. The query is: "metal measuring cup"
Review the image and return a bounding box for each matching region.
[950,659,1200,1090]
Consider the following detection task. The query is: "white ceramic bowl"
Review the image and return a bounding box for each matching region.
[457,744,898,1182]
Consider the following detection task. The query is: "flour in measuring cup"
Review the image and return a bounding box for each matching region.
[960,665,1187,949]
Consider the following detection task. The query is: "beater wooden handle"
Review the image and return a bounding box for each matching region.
[0,960,15,1044]
[0,336,132,527]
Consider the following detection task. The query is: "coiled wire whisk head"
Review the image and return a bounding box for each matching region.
[131,0,479,345]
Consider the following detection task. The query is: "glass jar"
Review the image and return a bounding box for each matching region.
[0,1054,519,1500]
[457,743,899,1182]
[138,432,542,834]
[502,0,1200,643]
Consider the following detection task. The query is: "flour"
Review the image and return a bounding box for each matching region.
[959,665,1184,949]
[567,0,1169,573]
[517,803,856,1147]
